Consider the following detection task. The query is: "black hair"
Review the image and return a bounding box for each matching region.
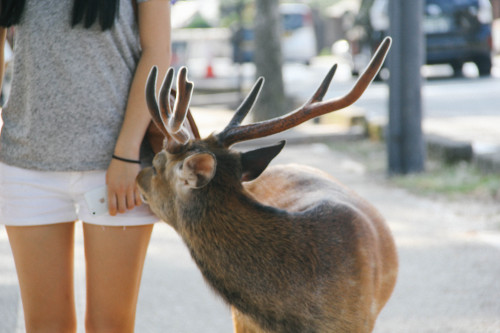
[0,0,25,27]
[71,0,120,31]
[0,0,120,31]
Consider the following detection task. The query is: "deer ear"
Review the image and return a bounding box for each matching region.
[240,141,285,182]
[180,153,217,189]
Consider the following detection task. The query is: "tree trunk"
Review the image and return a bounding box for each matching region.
[253,0,286,121]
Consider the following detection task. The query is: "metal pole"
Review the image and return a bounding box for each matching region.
[387,0,426,175]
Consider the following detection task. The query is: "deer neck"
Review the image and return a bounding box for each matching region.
[177,185,287,241]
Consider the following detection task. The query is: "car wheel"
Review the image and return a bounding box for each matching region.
[451,61,463,77]
[475,55,492,77]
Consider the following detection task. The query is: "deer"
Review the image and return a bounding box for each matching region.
[137,36,397,333]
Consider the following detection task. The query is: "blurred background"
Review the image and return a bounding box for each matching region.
[162,0,500,178]
[166,0,498,80]
[2,0,500,179]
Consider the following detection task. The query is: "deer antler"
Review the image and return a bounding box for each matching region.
[146,66,198,153]
[217,37,392,148]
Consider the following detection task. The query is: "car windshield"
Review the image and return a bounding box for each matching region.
[282,13,305,31]
[427,0,478,11]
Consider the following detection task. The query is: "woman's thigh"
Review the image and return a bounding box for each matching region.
[83,223,154,332]
[6,222,77,332]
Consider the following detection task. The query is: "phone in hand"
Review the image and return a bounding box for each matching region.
[84,186,109,216]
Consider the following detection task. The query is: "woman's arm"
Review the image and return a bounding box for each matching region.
[106,0,172,216]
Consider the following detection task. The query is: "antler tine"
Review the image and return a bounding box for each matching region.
[166,66,193,144]
[186,111,201,140]
[218,37,392,148]
[158,66,200,141]
[159,67,175,120]
[146,66,171,140]
[224,77,265,130]
[307,64,337,104]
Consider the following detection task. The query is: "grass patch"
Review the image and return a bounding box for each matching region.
[328,139,500,201]
[391,161,500,200]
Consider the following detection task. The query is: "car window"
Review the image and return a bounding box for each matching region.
[427,0,478,11]
[282,13,304,31]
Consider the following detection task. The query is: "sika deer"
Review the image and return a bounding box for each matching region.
[137,37,397,333]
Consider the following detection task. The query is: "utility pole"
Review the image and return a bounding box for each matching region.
[387,0,426,175]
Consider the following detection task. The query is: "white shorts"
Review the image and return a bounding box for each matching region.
[0,162,159,226]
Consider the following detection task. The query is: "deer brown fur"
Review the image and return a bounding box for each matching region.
[137,37,398,333]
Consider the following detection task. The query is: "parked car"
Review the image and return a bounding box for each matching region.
[280,3,317,64]
[348,0,493,77]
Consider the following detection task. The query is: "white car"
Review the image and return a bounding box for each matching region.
[280,3,318,65]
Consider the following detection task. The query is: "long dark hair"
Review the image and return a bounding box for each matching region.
[0,0,120,30]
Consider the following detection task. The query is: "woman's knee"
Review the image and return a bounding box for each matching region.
[25,314,76,333]
[85,314,135,333]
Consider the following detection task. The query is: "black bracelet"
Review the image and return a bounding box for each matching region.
[112,154,141,164]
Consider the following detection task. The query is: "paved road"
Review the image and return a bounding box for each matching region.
[354,74,500,152]
[2,137,499,332]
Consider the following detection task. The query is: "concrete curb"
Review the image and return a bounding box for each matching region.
[475,152,500,174]
[330,112,500,173]
[425,134,473,164]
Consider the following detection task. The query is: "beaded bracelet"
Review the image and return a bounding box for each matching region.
[112,154,141,164]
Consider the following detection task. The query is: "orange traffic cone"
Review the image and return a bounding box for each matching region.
[205,62,215,78]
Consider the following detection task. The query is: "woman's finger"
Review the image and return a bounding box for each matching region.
[107,190,118,216]
[126,187,136,210]
[134,188,143,206]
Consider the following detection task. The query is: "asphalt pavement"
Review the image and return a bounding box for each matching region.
[1,106,500,332]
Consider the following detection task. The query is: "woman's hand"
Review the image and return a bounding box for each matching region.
[106,159,142,216]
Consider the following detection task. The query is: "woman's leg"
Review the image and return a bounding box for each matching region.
[83,223,153,333]
[6,222,77,333]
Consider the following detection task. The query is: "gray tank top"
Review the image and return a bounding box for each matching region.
[1,0,150,171]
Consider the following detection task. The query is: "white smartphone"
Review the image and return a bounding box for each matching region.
[84,186,109,216]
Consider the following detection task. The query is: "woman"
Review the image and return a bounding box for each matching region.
[0,0,171,331]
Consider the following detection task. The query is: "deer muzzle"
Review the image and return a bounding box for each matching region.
[136,167,154,204]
